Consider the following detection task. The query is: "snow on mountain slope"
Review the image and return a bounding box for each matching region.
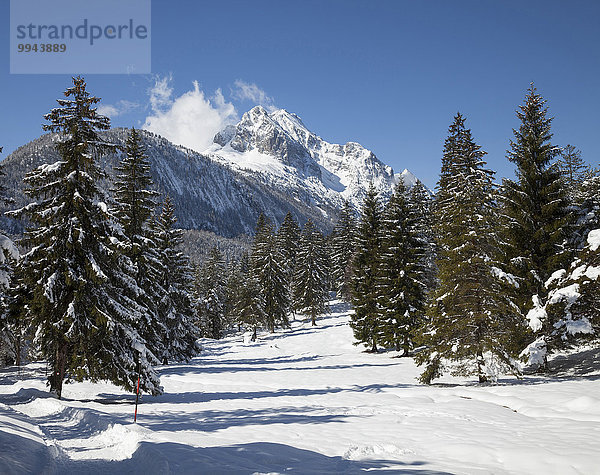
[0,129,338,238]
[398,168,419,188]
[1,108,423,239]
[1,303,599,474]
[206,106,421,211]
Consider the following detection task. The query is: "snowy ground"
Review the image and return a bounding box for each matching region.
[1,301,599,474]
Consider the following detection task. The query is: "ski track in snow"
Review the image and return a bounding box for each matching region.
[0,300,599,474]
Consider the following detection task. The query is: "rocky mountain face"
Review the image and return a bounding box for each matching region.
[0,108,420,240]
[0,129,330,239]
[206,106,415,212]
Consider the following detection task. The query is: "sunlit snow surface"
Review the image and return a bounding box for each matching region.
[1,301,599,474]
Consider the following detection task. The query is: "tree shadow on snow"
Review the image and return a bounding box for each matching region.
[484,347,600,387]
[136,405,348,433]
[545,346,600,378]
[327,299,353,314]
[158,359,398,377]
[0,387,55,405]
[0,364,48,386]
[128,382,417,432]
[23,405,118,442]
[272,318,349,336]
[66,441,451,475]
[0,418,58,474]
[141,381,415,406]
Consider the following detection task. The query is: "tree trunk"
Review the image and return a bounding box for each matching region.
[311,311,316,326]
[57,351,66,399]
[403,335,410,357]
[15,335,21,367]
[371,337,378,353]
[477,349,487,383]
[51,344,67,399]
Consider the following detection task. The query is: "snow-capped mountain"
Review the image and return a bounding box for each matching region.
[0,108,422,238]
[206,106,418,211]
[0,129,336,238]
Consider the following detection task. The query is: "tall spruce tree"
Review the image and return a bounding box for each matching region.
[501,84,571,304]
[331,200,356,301]
[0,149,19,365]
[112,128,166,362]
[407,180,436,293]
[377,179,430,355]
[195,246,227,339]
[350,184,383,352]
[224,254,244,331]
[276,212,300,315]
[232,252,266,341]
[153,196,199,360]
[3,250,30,368]
[294,220,328,326]
[250,214,289,332]
[417,113,522,384]
[113,128,159,241]
[223,260,241,331]
[235,276,266,342]
[11,77,161,397]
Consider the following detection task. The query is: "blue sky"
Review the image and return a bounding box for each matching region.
[1,0,599,188]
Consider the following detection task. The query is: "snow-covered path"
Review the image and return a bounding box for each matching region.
[1,301,599,474]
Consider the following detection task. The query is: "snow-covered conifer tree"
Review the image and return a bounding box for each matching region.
[407,180,436,292]
[195,246,227,339]
[231,253,266,341]
[10,77,161,397]
[153,196,199,359]
[112,128,167,362]
[223,260,241,331]
[350,184,384,352]
[250,214,289,332]
[417,113,522,384]
[572,171,600,249]
[276,212,300,314]
[0,237,20,366]
[377,179,430,355]
[502,85,571,304]
[294,220,328,325]
[525,228,600,367]
[330,200,356,301]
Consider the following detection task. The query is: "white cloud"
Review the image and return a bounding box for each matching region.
[232,80,276,112]
[143,76,238,153]
[97,104,119,117]
[148,73,173,112]
[97,100,140,118]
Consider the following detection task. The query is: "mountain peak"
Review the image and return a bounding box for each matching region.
[247,105,270,117]
[269,108,308,131]
[399,168,417,186]
[240,107,310,140]
[239,106,272,129]
[206,106,413,211]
